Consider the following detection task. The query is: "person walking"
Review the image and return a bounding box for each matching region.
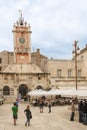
[48,100,52,113]
[12,102,18,125]
[78,100,83,123]
[24,105,32,126]
[70,99,75,121]
[39,98,44,113]
[15,98,19,108]
[83,101,87,125]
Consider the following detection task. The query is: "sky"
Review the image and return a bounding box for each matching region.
[0,0,87,59]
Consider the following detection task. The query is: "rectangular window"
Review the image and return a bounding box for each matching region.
[57,69,62,78]
[78,69,81,78]
[68,70,72,78]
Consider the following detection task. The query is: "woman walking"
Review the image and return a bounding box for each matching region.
[24,105,32,126]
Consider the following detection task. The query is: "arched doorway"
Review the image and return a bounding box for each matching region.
[3,86,10,95]
[18,84,28,99]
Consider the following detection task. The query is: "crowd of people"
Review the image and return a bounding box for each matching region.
[70,99,87,125]
[78,100,87,125]
[11,96,87,127]
[11,97,52,126]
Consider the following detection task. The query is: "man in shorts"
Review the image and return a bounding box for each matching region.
[12,102,18,125]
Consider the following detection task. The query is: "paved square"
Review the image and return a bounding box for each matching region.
[0,103,87,130]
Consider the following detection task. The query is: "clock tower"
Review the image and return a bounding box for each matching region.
[12,11,32,64]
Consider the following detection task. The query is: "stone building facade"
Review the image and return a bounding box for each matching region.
[0,13,50,99]
[0,13,87,100]
[45,45,87,90]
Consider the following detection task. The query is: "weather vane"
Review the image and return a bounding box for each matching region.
[18,10,24,25]
[18,10,22,18]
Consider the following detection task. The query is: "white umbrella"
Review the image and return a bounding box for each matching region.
[76,90,87,99]
[28,89,47,96]
[61,89,87,99]
[46,89,71,96]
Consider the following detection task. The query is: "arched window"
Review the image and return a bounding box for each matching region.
[36,85,43,90]
[3,86,10,95]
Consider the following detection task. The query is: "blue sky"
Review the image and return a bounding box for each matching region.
[0,0,87,59]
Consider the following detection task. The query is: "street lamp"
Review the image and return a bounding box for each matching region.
[72,40,80,90]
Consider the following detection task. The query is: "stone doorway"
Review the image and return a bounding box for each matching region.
[18,84,28,99]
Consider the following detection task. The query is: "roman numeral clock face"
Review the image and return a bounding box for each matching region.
[19,37,26,44]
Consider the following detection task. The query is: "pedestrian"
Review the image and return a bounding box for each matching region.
[70,99,75,121]
[18,93,21,103]
[12,102,18,125]
[39,98,44,113]
[15,98,19,108]
[24,105,32,126]
[48,100,52,113]
[82,100,87,125]
[78,100,83,123]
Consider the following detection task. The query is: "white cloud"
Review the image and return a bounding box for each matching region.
[0,0,87,59]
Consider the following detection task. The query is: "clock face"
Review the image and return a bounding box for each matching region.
[19,37,25,44]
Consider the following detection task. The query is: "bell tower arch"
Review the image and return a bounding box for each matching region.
[12,10,32,64]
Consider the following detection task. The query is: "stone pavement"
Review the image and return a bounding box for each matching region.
[0,102,87,130]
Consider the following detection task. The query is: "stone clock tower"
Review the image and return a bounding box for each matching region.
[12,11,32,64]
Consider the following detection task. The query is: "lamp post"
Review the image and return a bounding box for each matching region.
[72,40,80,90]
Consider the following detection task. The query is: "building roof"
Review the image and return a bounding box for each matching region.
[2,63,43,74]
